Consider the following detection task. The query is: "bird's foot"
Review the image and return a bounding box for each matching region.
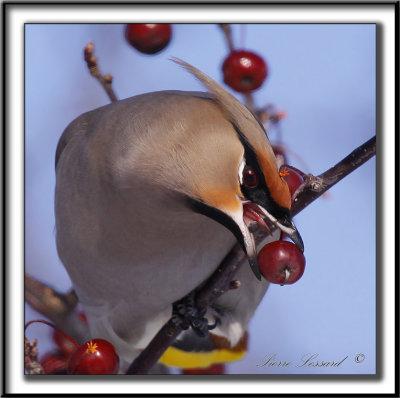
[172,292,216,337]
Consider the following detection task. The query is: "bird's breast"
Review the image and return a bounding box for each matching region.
[56,182,236,320]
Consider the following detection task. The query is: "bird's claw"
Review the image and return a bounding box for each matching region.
[172,292,212,337]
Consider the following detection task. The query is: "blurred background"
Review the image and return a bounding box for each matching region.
[25,24,376,374]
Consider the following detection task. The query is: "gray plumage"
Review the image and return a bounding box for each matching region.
[55,61,299,366]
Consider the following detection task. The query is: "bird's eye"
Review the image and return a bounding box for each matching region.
[243,168,258,188]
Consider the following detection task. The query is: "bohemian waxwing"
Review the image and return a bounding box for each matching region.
[54,59,303,370]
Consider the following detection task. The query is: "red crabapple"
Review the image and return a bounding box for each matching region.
[280,166,304,198]
[125,24,172,54]
[258,240,306,285]
[67,339,119,375]
[222,50,268,93]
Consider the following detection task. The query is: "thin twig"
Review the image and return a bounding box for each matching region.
[84,41,118,103]
[219,24,234,52]
[126,135,376,374]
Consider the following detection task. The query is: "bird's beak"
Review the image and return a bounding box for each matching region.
[281,221,304,253]
[253,204,304,253]
[189,197,302,281]
[229,202,269,280]
[236,201,304,280]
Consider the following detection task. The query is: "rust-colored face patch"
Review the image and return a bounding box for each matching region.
[197,186,242,214]
[256,149,291,210]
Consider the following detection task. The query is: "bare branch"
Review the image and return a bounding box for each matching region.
[25,274,78,316]
[84,41,118,103]
[291,135,376,216]
[126,135,376,374]
[25,274,89,344]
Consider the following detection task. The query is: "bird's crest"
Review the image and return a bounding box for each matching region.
[171,57,261,133]
[171,57,291,211]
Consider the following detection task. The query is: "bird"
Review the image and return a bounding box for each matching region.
[54,59,303,371]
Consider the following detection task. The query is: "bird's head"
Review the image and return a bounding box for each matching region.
[147,59,304,280]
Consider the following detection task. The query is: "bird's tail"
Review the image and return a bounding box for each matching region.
[159,330,248,370]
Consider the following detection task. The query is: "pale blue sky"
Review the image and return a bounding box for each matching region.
[25,24,376,375]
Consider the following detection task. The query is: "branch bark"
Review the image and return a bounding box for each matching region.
[126,135,376,374]
[291,135,376,216]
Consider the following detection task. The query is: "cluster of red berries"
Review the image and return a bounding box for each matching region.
[257,165,306,285]
[26,318,119,375]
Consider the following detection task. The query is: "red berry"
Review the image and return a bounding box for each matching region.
[182,363,226,375]
[222,50,268,93]
[67,339,119,375]
[40,351,68,375]
[125,24,172,54]
[257,241,306,285]
[280,166,304,198]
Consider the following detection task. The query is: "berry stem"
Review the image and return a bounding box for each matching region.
[239,24,247,49]
[219,24,235,52]
[281,268,291,286]
[219,25,259,113]
[25,319,80,349]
